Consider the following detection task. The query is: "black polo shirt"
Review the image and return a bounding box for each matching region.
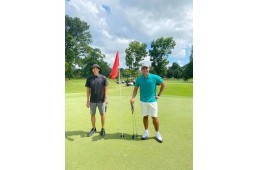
[85,74,108,103]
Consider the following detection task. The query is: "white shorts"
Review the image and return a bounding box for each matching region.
[140,101,158,117]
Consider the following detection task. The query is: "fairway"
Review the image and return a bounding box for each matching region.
[65,78,193,170]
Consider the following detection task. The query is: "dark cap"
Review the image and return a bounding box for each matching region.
[91,64,101,70]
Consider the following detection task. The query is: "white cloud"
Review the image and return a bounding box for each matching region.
[100,29,113,39]
[173,49,187,58]
[65,0,192,68]
[177,60,184,67]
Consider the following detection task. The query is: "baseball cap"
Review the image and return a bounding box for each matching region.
[91,64,101,70]
[141,63,150,69]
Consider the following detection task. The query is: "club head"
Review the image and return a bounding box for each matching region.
[132,134,137,140]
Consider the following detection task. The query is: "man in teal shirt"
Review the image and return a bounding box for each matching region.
[130,64,165,143]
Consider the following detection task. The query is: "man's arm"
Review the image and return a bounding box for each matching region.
[130,87,139,104]
[104,86,108,104]
[155,82,165,99]
[86,87,90,108]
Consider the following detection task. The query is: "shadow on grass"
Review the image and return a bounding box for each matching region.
[92,133,160,143]
[65,131,88,141]
[65,131,138,141]
[92,132,139,141]
[65,131,161,143]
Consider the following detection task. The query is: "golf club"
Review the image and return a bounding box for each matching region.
[120,101,125,137]
[131,103,138,139]
[105,100,108,113]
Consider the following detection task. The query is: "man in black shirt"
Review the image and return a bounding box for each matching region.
[85,64,108,137]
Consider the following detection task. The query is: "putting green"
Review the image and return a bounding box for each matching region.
[66,78,192,170]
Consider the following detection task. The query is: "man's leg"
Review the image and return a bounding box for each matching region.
[90,103,97,128]
[87,103,97,137]
[100,114,105,136]
[91,114,96,128]
[100,114,105,128]
[140,102,149,140]
[152,117,163,143]
[99,103,106,136]
[152,117,159,131]
[87,114,97,137]
[141,116,149,140]
[143,116,149,130]
[150,102,162,143]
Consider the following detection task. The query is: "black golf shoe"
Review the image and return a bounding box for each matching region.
[100,128,106,136]
[87,128,97,137]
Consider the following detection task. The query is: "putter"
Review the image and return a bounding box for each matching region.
[105,101,108,112]
[131,103,138,139]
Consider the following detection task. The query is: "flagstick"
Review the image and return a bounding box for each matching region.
[119,68,125,137]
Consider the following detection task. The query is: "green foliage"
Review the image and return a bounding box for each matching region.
[120,68,131,80]
[149,69,156,74]
[65,15,111,79]
[80,47,110,78]
[125,41,148,77]
[183,46,193,81]
[65,62,74,79]
[65,15,92,79]
[167,62,183,79]
[65,34,77,79]
[65,15,92,45]
[149,37,176,77]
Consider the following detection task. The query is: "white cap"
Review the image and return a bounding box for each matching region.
[141,61,151,69]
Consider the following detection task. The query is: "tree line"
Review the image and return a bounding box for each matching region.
[65,15,193,80]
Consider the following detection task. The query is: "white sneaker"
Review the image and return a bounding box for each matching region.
[141,130,149,140]
[156,132,163,143]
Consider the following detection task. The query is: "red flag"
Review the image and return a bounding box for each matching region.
[109,51,120,79]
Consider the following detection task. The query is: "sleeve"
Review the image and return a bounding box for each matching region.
[85,77,90,87]
[103,76,108,86]
[135,77,140,87]
[156,75,163,85]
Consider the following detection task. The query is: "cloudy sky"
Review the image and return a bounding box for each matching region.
[65,0,192,68]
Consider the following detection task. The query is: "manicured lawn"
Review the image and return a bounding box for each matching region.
[65,78,193,170]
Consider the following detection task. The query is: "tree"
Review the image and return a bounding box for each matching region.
[166,68,173,78]
[81,47,110,78]
[125,41,148,77]
[149,37,176,77]
[167,62,183,79]
[121,68,131,80]
[183,45,193,81]
[65,15,92,79]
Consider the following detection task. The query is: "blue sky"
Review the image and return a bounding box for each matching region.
[65,0,192,68]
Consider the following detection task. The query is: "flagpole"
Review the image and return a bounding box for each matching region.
[119,67,125,137]
[109,51,124,137]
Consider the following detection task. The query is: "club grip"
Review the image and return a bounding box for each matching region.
[131,103,134,112]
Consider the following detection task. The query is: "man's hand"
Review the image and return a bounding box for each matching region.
[130,98,135,105]
[86,101,90,108]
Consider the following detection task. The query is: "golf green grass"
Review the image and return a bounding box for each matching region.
[65,78,193,170]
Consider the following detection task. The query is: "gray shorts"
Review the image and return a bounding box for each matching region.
[90,102,106,115]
